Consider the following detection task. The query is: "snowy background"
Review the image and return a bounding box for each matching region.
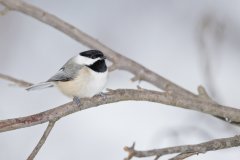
[0,0,240,159]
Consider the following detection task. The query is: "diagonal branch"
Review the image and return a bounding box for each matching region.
[27,120,57,160]
[0,0,197,99]
[0,73,32,87]
[124,135,240,160]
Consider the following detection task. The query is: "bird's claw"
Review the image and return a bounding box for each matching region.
[73,96,81,106]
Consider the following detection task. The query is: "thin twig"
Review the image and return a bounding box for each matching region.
[124,135,240,159]
[27,120,57,160]
[0,73,32,87]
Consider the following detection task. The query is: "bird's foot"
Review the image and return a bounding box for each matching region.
[73,96,81,106]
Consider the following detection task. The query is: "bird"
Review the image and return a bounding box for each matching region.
[26,50,108,104]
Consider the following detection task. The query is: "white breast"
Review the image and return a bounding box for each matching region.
[55,67,108,98]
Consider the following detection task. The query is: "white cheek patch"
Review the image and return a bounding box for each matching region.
[74,55,100,65]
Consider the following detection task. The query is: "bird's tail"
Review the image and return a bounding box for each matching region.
[26,82,54,91]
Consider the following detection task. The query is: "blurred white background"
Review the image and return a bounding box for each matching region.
[0,0,240,159]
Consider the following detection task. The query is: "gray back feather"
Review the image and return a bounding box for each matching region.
[47,58,83,82]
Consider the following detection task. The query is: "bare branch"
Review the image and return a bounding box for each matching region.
[0,0,240,159]
[1,0,237,126]
[0,85,240,132]
[0,0,197,99]
[0,73,32,87]
[124,135,240,159]
[124,142,136,160]
[27,120,57,160]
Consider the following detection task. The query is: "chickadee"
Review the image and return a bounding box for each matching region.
[26,50,108,104]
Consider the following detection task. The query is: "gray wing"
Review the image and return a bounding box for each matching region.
[47,59,83,82]
[47,69,72,82]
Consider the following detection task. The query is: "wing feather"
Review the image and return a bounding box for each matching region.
[47,69,73,82]
[47,61,83,82]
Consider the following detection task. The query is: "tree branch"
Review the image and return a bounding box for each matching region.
[0,73,32,87]
[1,0,238,126]
[0,0,197,99]
[27,120,56,160]
[1,0,240,159]
[0,80,240,132]
[124,135,240,160]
